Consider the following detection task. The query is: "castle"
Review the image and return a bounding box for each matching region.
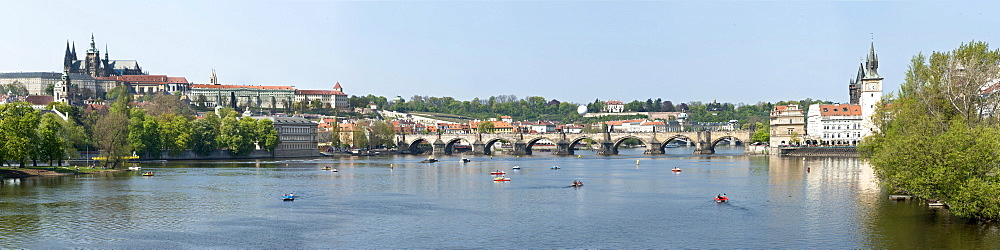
[63,34,145,78]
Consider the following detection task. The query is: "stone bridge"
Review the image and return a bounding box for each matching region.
[395,131,752,155]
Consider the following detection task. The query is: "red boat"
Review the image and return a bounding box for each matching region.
[714,196,729,203]
[490,171,505,175]
[671,168,682,172]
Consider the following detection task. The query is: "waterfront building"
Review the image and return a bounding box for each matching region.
[857,42,884,137]
[806,104,864,146]
[769,105,806,146]
[470,120,514,133]
[63,34,145,78]
[253,116,318,157]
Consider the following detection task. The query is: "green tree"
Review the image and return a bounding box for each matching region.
[159,114,192,156]
[0,102,40,167]
[36,113,67,166]
[477,121,494,133]
[129,114,161,158]
[190,118,219,156]
[750,122,769,143]
[94,112,131,168]
[256,119,279,152]
[860,41,1000,221]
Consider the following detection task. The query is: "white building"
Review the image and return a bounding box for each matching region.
[603,100,625,113]
[807,104,864,146]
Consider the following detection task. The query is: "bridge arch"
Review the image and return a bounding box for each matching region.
[565,136,600,155]
[710,136,744,148]
[405,138,433,154]
[659,135,694,151]
[444,137,475,155]
[611,135,648,154]
[482,137,515,155]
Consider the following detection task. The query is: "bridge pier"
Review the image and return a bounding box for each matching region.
[472,140,488,155]
[693,131,715,155]
[511,140,530,155]
[644,140,664,154]
[432,139,448,155]
[596,140,617,155]
[553,139,573,155]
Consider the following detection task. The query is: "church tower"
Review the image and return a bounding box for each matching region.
[54,71,72,105]
[210,69,218,85]
[860,41,883,137]
[63,41,75,73]
[84,33,103,77]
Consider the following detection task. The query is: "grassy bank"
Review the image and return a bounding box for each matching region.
[0,166,115,178]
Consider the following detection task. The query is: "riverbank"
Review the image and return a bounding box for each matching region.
[0,166,119,178]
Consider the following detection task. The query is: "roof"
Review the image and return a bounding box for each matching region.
[166,77,188,84]
[25,95,53,105]
[107,60,140,70]
[333,82,342,89]
[296,90,347,95]
[818,104,862,116]
[605,100,624,105]
[0,72,94,81]
[190,84,295,90]
[117,75,167,82]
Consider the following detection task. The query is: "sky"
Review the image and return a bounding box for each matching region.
[2,0,999,105]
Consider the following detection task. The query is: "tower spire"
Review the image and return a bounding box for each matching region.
[71,41,77,59]
[105,44,109,61]
[864,39,880,79]
[88,33,97,53]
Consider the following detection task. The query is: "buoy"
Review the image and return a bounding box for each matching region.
[577,155,581,158]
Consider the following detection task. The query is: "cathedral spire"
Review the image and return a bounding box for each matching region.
[65,40,71,57]
[105,44,109,61]
[71,41,77,59]
[88,33,97,53]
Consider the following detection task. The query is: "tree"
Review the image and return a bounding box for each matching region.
[159,114,192,156]
[129,113,161,158]
[190,118,219,156]
[860,41,1000,221]
[0,102,40,167]
[750,122,769,143]
[94,112,131,168]
[144,93,194,117]
[257,119,279,152]
[36,113,67,166]
[478,121,495,133]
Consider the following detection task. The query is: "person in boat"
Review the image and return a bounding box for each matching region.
[573,180,582,186]
[717,194,724,200]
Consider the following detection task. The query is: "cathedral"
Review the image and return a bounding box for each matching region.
[63,34,145,78]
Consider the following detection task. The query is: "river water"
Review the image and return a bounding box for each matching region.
[2,146,998,248]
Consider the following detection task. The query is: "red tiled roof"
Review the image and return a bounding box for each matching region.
[166,77,188,84]
[190,84,295,90]
[605,100,624,105]
[334,82,342,89]
[295,90,347,95]
[25,95,53,105]
[118,75,168,82]
[818,104,861,116]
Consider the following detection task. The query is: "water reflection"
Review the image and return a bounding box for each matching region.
[1,149,997,248]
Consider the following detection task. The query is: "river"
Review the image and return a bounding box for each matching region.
[1,146,997,248]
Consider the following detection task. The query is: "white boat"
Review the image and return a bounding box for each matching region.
[512,166,521,170]
[128,166,141,171]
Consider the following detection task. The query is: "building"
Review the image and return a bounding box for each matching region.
[63,34,144,78]
[0,72,110,98]
[857,42,884,137]
[189,84,296,109]
[253,116,318,157]
[604,100,625,113]
[769,105,806,146]
[104,75,190,95]
[807,104,863,146]
[470,120,514,133]
[293,82,349,110]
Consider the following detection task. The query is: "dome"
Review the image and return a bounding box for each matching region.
[577,105,588,115]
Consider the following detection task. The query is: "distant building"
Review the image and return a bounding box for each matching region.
[189,84,296,109]
[0,72,110,99]
[604,100,625,113]
[769,105,806,146]
[253,116,318,157]
[294,82,349,110]
[63,34,144,78]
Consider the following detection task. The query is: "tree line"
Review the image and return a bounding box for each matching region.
[0,86,280,168]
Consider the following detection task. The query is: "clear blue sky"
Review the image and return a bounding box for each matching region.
[2,1,998,105]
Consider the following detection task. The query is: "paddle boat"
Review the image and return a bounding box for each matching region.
[330,168,338,172]
[671,167,682,172]
[128,166,142,171]
[571,180,584,187]
[493,176,510,182]
[714,195,729,203]
[512,166,521,170]
[322,166,332,170]
[461,158,471,163]
[282,193,295,201]
[490,170,505,175]
[551,166,561,169]
[141,172,154,176]
[419,157,439,163]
